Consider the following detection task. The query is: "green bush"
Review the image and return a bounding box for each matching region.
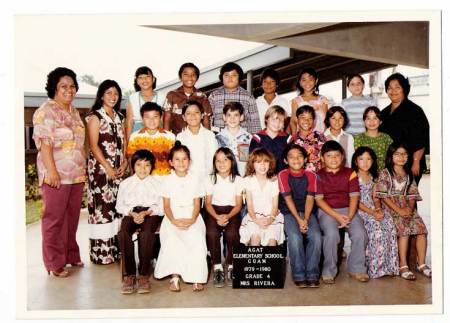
[25,164,40,201]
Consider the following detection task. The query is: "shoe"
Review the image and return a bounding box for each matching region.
[193,283,204,292]
[294,280,308,288]
[169,276,181,292]
[322,276,335,284]
[399,266,416,280]
[137,276,150,294]
[47,268,69,278]
[213,269,225,288]
[225,267,233,287]
[348,272,370,282]
[307,280,320,288]
[416,264,432,278]
[69,261,84,267]
[121,275,136,294]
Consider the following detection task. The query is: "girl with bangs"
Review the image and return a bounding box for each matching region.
[239,148,285,246]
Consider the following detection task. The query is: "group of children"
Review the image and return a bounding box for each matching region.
[111,64,431,294]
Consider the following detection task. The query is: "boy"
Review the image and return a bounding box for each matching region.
[249,105,292,173]
[116,150,163,294]
[126,102,175,177]
[215,102,252,176]
[315,140,368,284]
[208,62,260,134]
[163,62,212,135]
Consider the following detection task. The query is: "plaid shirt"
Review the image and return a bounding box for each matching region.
[208,86,261,134]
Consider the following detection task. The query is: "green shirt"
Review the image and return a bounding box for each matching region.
[354,132,393,171]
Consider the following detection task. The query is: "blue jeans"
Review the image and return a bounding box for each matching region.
[284,211,322,281]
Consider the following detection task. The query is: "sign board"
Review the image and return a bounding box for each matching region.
[232,244,286,289]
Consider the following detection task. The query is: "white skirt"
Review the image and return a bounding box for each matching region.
[239,212,285,246]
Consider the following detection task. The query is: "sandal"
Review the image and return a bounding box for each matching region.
[417,264,432,278]
[399,266,416,280]
[169,276,181,292]
[192,283,204,292]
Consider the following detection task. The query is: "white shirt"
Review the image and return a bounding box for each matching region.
[323,128,355,168]
[244,176,279,215]
[115,174,163,216]
[205,175,244,206]
[255,94,290,129]
[176,125,218,178]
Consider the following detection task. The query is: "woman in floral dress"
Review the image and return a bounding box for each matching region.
[86,80,128,264]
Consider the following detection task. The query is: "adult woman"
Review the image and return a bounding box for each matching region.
[379,73,430,183]
[86,80,127,264]
[32,67,86,277]
[125,66,158,139]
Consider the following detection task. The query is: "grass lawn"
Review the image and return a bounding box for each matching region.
[26,199,43,225]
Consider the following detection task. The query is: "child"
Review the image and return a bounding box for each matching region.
[176,100,218,179]
[292,105,327,173]
[126,102,175,178]
[255,68,290,129]
[163,62,212,135]
[315,140,368,284]
[354,106,393,171]
[341,74,377,136]
[208,62,261,134]
[154,142,208,291]
[239,148,284,246]
[116,150,163,294]
[278,144,322,288]
[323,106,354,167]
[249,105,292,173]
[374,142,431,280]
[290,67,331,134]
[205,147,244,287]
[351,146,399,278]
[215,102,252,176]
[125,66,158,139]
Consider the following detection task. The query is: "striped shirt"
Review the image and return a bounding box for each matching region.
[341,95,376,136]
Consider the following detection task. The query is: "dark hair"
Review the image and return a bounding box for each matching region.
[219,62,244,83]
[362,106,381,121]
[182,100,204,115]
[321,140,345,156]
[91,79,122,113]
[351,146,378,180]
[211,147,239,184]
[134,66,156,91]
[324,106,349,129]
[260,68,280,86]
[168,141,191,161]
[384,72,410,97]
[283,143,308,164]
[296,67,319,95]
[130,149,155,172]
[178,62,200,79]
[385,142,413,188]
[140,101,163,118]
[346,74,365,87]
[245,148,277,178]
[295,105,316,120]
[45,67,79,99]
[223,101,244,115]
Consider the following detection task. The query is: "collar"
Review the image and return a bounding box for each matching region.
[324,128,345,139]
[175,85,198,95]
[138,127,166,135]
[288,168,306,177]
[49,99,74,113]
[258,128,288,138]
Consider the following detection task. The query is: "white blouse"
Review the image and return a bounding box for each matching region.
[205,175,244,206]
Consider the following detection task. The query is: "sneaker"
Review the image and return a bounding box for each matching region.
[137,276,150,294]
[213,269,225,288]
[348,272,370,282]
[307,280,320,288]
[294,280,308,288]
[226,267,233,287]
[322,276,335,284]
[121,275,136,294]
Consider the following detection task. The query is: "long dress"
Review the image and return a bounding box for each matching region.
[86,108,125,264]
[154,172,208,283]
[358,176,399,278]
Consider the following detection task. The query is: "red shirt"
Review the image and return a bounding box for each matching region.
[316,167,359,208]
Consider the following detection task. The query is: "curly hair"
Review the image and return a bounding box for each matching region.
[245,148,277,179]
[45,67,78,99]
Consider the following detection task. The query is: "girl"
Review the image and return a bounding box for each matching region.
[86,79,127,265]
[154,142,208,291]
[354,106,393,171]
[323,106,354,167]
[352,146,399,279]
[290,67,331,134]
[116,150,163,294]
[125,66,158,139]
[341,74,377,136]
[239,148,284,246]
[374,142,431,280]
[205,147,244,287]
[176,100,218,179]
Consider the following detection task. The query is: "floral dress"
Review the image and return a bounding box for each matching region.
[358,176,399,278]
[86,108,125,264]
[374,169,428,236]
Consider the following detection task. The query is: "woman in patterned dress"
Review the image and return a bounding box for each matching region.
[86,80,128,264]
